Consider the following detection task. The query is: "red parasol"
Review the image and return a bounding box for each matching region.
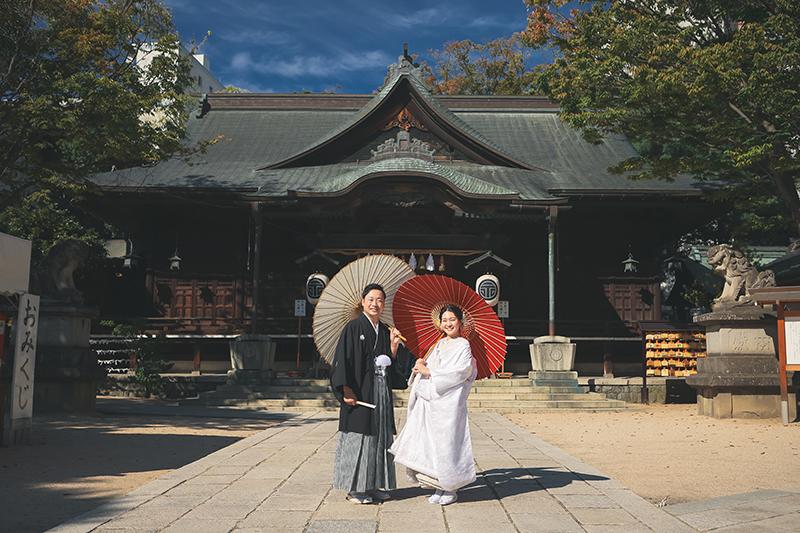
[392,275,506,380]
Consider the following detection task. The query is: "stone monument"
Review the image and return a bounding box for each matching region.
[227,334,276,385]
[687,244,798,419]
[529,335,580,389]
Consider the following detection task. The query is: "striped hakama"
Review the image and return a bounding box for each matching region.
[333,373,396,492]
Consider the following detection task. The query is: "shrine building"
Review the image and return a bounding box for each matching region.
[88,56,722,375]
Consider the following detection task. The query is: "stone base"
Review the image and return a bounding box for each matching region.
[688,309,799,419]
[528,371,584,394]
[1,304,104,413]
[226,369,272,386]
[32,380,98,413]
[581,377,696,404]
[695,386,798,420]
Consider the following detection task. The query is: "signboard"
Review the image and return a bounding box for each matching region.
[785,316,800,366]
[11,294,39,443]
[294,299,307,317]
[497,300,509,318]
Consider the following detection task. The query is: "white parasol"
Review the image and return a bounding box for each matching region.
[313,255,415,364]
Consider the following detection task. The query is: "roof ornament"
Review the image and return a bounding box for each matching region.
[371,131,436,163]
[379,43,431,91]
[382,107,428,132]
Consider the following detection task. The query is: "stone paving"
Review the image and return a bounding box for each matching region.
[47,407,800,533]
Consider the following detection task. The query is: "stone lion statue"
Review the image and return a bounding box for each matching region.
[707,244,775,307]
[33,238,90,303]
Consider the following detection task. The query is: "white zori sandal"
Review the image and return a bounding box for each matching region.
[439,491,458,505]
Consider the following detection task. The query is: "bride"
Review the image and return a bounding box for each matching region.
[388,304,478,505]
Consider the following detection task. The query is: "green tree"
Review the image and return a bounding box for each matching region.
[219,84,250,93]
[523,1,800,237]
[0,0,211,207]
[101,320,172,398]
[0,189,107,264]
[427,34,541,95]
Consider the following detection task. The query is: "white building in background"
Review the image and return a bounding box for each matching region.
[188,54,225,94]
[135,45,224,95]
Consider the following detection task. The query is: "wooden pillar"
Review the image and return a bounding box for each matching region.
[251,203,262,335]
[777,302,789,424]
[193,340,202,375]
[548,206,558,337]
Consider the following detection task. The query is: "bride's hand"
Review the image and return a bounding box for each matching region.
[413,359,430,376]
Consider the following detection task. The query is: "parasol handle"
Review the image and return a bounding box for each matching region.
[386,324,407,343]
[409,335,445,381]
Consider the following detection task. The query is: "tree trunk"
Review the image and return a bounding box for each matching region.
[770,170,800,237]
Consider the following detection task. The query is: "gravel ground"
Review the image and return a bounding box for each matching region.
[507,403,800,506]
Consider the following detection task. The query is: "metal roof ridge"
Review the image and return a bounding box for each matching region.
[290,158,520,198]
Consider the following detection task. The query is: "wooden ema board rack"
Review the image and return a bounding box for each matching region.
[645,330,706,376]
[639,321,706,378]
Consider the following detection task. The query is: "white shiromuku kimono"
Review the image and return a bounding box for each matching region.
[388,336,478,492]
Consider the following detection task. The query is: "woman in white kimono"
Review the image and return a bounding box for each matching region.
[389,304,478,505]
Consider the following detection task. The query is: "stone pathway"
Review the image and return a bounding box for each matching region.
[47,406,800,533]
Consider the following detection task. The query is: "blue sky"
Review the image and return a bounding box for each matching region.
[163,0,540,94]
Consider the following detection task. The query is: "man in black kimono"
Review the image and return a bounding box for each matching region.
[331,283,412,503]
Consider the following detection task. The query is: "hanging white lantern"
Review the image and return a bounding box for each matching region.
[426,253,435,271]
[476,274,500,307]
[408,253,417,270]
[306,273,329,305]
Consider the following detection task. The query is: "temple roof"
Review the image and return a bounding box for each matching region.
[92,58,712,206]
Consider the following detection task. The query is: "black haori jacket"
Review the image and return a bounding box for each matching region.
[330,313,412,435]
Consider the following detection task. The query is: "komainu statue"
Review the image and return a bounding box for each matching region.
[32,238,90,304]
[707,244,775,308]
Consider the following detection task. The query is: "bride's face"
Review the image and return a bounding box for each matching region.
[440,311,462,339]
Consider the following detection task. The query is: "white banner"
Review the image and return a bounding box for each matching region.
[0,233,32,297]
[11,294,39,423]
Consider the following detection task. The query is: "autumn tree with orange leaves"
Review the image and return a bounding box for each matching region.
[523,0,800,239]
[427,34,540,96]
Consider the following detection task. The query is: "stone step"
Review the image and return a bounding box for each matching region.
[181,397,342,408]
[473,379,535,387]
[465,399,628,409]
[181,374,636,411]
[215,385,334,394]
[528,386,585,394]
[186,388,590,402]
[179,400,633,412]
[529,379,580,387]
[529,371,579,380]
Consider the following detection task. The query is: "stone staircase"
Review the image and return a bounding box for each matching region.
[179,371,632,413]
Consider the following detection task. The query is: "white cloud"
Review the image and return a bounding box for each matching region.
[230,52,253,71]
[218,29,292,46]
[231,49,391,79]
[389,7,450,29]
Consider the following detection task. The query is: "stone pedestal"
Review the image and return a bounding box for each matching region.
[2,303,105,413]
[687,307,799,419]
[529,335,577,371]
[227,334,276,385]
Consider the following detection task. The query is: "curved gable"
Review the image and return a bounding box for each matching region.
[264,62,539,171]
[289,158,520,199]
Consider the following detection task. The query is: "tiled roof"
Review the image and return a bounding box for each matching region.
[92,66,712,201]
